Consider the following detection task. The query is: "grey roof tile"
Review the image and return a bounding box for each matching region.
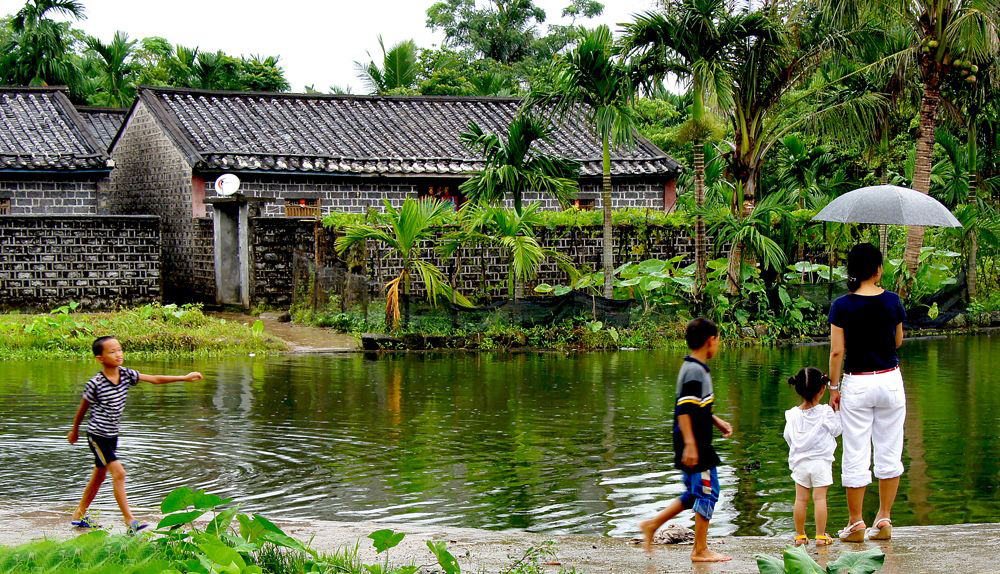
[76,106,126,151]
[138,87,681,178]
[0,87,109,171]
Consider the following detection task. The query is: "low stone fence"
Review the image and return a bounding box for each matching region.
[0,215,161,311]
[247,218,715,308]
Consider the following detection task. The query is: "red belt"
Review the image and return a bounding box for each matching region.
[845,366,899,376]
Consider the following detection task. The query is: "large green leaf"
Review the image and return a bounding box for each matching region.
[755,553,785,574]
[368,529,406,554]
[157,510,207,529]
[783,545,824,573]
[427,540,461,574]
[193,491,230,511]
[160,487,194,514]
[206,506,240,537]
[198,541,246,570]
[263,530,316,557]
[826,547,886,574]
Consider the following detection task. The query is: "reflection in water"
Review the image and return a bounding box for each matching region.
[0,335,997,537]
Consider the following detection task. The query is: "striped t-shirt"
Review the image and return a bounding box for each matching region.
[82,367,140,437]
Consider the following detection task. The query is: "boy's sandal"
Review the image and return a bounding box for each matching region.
[127,521,148,536]
[794,534,809,546]
[815,534,833,546]
[867,518,892,541]
[838,520,866,543]
[71,516,98,529]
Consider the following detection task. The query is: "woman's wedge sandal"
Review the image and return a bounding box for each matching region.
[815,534,833,546]
[838,521,866,543]
[794,534,809,547]
[867,518,892,541]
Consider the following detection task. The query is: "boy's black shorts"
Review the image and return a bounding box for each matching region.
[86,432,119,468]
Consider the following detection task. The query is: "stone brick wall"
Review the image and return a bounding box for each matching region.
[230,175,669,216]
[0,178,102,215]
[246,219,719,307]
[108,102,205,301]
[191,217,216,299]
[0,215,160,311]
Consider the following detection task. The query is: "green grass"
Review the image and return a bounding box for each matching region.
[0,303,286,361]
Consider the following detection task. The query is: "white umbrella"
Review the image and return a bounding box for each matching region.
[813,185,962,227]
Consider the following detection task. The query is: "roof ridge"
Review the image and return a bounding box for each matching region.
[139,85,524,104]
[0,85,69,93]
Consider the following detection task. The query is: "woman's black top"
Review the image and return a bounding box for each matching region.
[828,290,906,374]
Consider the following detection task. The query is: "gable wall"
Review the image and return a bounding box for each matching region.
[108,101,214,302]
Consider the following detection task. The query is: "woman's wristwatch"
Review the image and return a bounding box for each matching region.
[829,383,840,391]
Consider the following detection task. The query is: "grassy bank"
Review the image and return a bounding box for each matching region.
[0,303,285,361]
[0,487,569,574]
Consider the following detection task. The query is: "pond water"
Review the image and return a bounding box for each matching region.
[1,334,997,538]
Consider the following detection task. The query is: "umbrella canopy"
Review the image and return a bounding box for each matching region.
[812,185,962,227]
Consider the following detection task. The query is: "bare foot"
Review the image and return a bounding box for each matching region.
[691,549,732,563]
[639,520,657,554]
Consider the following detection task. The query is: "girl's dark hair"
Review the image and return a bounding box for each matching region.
[846,242,883,292]
[788,367,830,401]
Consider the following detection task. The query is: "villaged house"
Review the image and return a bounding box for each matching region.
[0,87,114,215]
[108,86,683,304]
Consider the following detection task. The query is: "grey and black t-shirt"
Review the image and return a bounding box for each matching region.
[82,367,140,437]
[672,356,720,472]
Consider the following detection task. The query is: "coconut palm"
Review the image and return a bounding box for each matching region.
[822,0,1000,276]
[336,198,471,329]
[621,0,773,300]
[458,114,580,216]
[84,31,138,107]
[0,0,84,89]
[355,36,420,95]
[526,24,637,298]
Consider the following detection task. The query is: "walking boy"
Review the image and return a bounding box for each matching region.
[640,318,733,562]
[67,336,202,534]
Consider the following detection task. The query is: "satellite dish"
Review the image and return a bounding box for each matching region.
[214,174,241,197]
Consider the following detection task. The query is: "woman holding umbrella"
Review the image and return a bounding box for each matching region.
[828,243,906,542]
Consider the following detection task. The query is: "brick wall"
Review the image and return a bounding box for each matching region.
[0,178,102,215]
[108,102,206,301]
[247,219,717,307]
[0,215,160,311]
[191,217,216,299]
[229,175,670,216]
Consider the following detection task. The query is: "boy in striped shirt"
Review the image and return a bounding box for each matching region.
[67,336,202,534]
[639,318,733,562]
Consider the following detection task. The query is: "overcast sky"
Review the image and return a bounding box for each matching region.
[3,0,661,93]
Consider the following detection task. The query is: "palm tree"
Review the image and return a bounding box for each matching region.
[443,202,578,300]
[0,0,84,89]
[458,114,580,216]
[355,36,420,95]
[621,0,771,300]
[336,198,471,329]
[527,25,637,299]
[823,0,1000,277]
[85,31,138,107]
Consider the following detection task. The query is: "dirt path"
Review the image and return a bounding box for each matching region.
[2,504,996,573]
[211,311,358,353]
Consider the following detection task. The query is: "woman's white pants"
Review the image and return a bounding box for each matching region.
[840,368,906,488]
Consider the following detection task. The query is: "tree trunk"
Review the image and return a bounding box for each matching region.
[903,82,941,280]
[601,136,614,299]
[694,140,707,301]
[968,173,978,301]
[726,171,758,294]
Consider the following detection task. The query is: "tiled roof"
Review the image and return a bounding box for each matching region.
[76,106,127,151]
[0,87,109,171]
[136,87,680,178]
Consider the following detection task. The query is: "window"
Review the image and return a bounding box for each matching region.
[573,198,595,211]
[284,198,321,217]
[420,183,464,208]
[0,198,9,215]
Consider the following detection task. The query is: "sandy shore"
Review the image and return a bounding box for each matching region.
[2,504,997,573]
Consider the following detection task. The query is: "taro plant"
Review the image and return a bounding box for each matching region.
[756,545,885,573]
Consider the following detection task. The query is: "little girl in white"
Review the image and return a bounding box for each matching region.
[784,367,842,546]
